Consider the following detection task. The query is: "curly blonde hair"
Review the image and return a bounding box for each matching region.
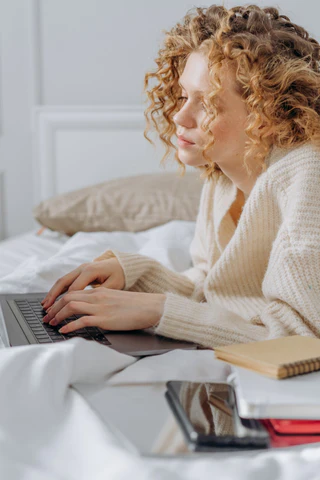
[143,4,320,181]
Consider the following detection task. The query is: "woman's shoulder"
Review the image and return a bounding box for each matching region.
[265,142,320,246]
[254,141,320,208]
[266,142,320,187]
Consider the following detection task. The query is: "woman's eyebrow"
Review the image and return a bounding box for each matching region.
[178,80,223,103]
[178,80,205,95]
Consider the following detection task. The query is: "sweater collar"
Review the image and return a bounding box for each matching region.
[213,174,238,252]
[213,144,289,252]
[264,143,291,169]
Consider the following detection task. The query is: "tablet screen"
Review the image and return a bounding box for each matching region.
[167,381,236,437]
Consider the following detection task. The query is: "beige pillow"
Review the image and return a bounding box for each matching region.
[33,172,204,236]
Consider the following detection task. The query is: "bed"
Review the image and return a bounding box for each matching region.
[0,227,69,281]
[0,107,320,479]
[0,223,320,479]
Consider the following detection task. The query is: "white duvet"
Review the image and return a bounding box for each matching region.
[0,221,320,480]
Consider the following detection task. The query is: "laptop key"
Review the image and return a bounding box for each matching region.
[92,333,111,345]
[92,333,105,340]
[86,327,99,334]
[96,337,111,345]
[73,328,87,334]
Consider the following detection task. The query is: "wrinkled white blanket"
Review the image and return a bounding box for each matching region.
[0,221,320,479]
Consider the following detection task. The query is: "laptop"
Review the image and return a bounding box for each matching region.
[0,292,198,356]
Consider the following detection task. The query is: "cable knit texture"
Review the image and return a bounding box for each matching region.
[93,142,320,349]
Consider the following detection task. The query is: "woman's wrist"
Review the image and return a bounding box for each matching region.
[153,293,167,325]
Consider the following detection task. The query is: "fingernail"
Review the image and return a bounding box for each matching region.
[49,318,56,326]
[59,327,66,333]
[43,315,48,322]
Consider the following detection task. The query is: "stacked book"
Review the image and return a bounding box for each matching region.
[214,335,320,447]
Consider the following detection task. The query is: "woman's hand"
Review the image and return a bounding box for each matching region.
[41,258,125,310]
[42,287,166,334]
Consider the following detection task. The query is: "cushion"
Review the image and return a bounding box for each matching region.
[33,172,204,236]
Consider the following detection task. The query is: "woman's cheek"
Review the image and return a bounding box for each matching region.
[210,117,230,143]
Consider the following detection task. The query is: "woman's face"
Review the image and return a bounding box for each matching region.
[173,51,250,177]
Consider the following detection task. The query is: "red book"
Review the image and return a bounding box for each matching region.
[269,419,320,435]
[260,419,320,448]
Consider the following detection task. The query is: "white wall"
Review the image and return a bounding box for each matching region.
[0,0,319,239]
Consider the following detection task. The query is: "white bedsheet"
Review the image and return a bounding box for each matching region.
[0,221,320,480]
[0,228,70,280]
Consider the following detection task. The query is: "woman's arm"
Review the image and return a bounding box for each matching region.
[153,244,320,349]
[92,180,210,302]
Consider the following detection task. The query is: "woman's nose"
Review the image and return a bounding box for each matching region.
[173,105,196,129]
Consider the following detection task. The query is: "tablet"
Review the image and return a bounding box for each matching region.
[165,380,270,452]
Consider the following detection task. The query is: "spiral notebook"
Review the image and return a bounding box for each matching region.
[214,335,320,379]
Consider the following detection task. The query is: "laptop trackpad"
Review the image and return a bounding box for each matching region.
[104,328,197,357]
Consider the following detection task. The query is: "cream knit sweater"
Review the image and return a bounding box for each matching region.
[93,142,320,349]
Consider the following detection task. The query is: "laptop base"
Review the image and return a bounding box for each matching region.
[0,292,198,357]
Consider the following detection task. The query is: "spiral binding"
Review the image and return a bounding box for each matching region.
[280,357,320,378]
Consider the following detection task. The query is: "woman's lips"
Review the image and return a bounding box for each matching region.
[177,138,196,147]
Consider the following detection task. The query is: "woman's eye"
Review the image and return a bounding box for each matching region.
[177,96,207,112]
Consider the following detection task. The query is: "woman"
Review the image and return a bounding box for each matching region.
[41,5,320,348]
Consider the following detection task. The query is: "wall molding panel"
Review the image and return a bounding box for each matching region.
[0,171,6,241]
[32,106,177,206]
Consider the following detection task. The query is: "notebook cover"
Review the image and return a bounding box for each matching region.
[228,366,320,419]
[214,335,320,378]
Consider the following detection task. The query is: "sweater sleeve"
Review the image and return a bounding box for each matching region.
[154,243,320,349]
[91,180,210,302]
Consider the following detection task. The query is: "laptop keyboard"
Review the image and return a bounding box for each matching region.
[14,298,111,346]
